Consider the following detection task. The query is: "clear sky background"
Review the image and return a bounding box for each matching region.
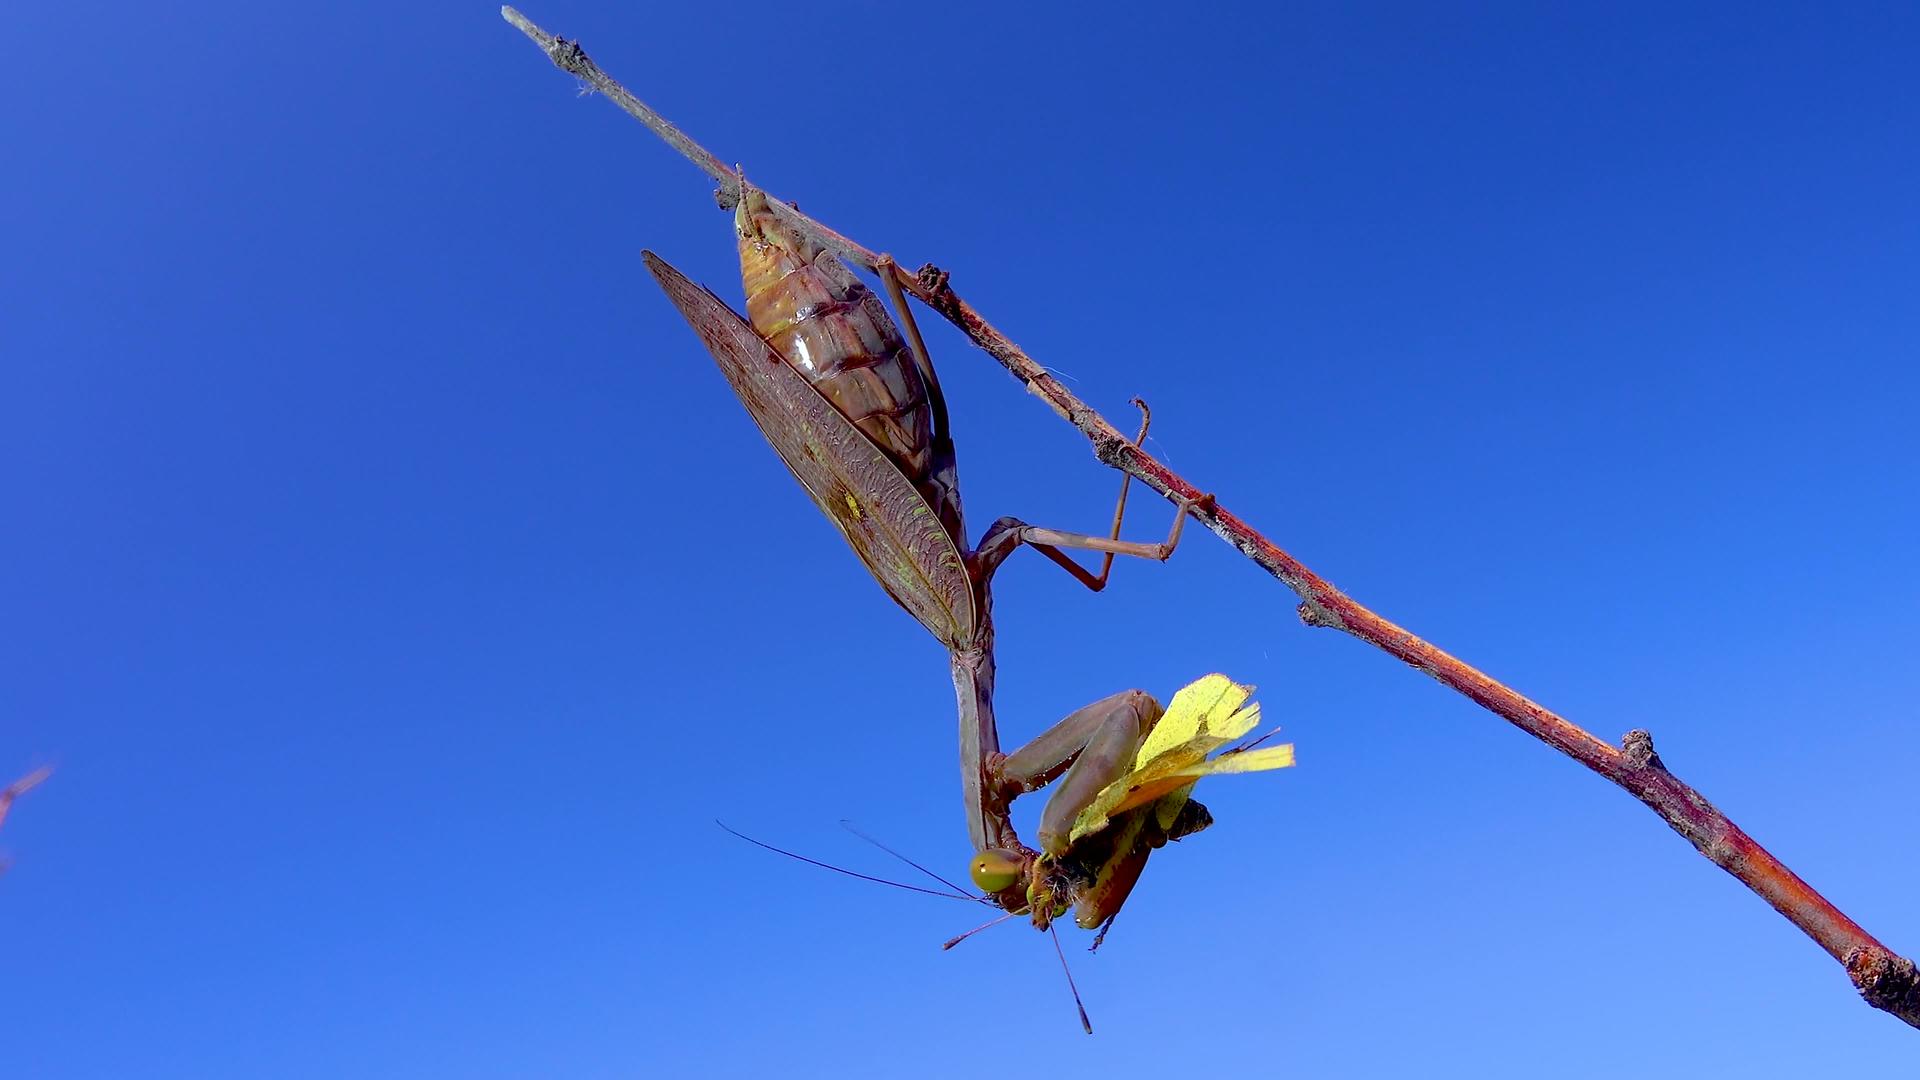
[4,2,1917,1076]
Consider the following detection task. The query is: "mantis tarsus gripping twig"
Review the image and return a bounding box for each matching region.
[501,6,1920,1030]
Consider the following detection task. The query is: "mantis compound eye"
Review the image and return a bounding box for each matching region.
[968,848,1025,893]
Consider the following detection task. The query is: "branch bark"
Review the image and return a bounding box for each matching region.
[500,7,1920,1030]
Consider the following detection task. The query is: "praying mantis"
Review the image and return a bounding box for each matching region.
[644,178,1292,942]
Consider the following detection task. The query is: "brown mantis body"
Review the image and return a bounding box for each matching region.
[646,180,1213,934]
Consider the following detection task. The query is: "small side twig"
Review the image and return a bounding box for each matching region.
[500,8,1919,1030]
[0,766,52,876]
[0,766,51,834]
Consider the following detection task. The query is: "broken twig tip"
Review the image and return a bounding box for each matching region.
[914,263,950,297]
[1621,729,1661,769]
[1297,599,1340,630]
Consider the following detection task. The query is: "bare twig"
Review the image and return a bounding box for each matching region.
[0,766,52,875]
[0,766,51,834]
[500,8,1919,1029]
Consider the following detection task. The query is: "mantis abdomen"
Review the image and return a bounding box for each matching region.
[735,189,967,550]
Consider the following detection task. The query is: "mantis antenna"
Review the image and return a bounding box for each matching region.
[714,821,986,904]
[1050,924,1094,1035]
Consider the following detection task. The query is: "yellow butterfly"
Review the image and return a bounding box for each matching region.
[1070,674,1294,845]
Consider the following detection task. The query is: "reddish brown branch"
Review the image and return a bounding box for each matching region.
[500,8,1919,1030]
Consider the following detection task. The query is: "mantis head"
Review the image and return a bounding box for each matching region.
[968,846,1073,928]
[966,805,1213,934]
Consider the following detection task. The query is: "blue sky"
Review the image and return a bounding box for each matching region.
[4,2,1917,1075]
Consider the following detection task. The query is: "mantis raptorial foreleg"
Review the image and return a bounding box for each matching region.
[995,689,1163,857]
[982,687,1220,936]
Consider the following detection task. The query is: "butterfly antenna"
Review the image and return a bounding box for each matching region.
[940,910,1020,950]
[839,819,979,899]
[1050,923,1094,1035]
[715,821,978,902]
[1228,726,1287,755]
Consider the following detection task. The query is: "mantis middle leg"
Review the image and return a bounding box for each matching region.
[874,256,1210,592]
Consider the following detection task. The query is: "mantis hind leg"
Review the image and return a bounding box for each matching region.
[995,690,1165,857]
[874,257,943,418]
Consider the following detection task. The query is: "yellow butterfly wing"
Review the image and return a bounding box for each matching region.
[1069,674,1294,844]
